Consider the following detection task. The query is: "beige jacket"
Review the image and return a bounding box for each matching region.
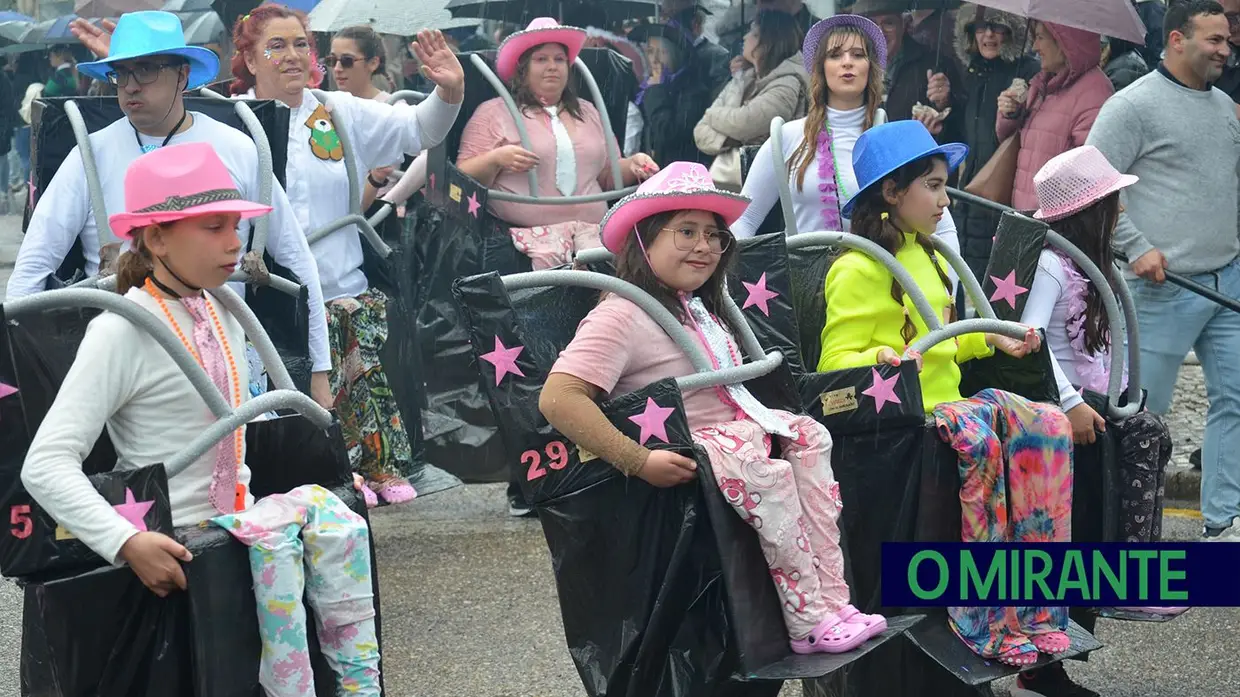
[693,52,809,156]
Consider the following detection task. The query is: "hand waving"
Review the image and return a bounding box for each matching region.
[70,17,116,58]
[411,29,464,103]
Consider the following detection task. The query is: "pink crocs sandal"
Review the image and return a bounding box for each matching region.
[994,641,1040,667]
[838,604,888,634]
[1030,631,1071,655]
[353,474,379,509]
[367,477,417,505]
[790,611,882,655]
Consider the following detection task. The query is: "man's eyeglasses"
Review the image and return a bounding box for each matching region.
[662,226,733,254]
[106,62,179,86]
[324,54,360,69]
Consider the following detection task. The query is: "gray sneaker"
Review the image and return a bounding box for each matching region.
[1203,517,1240,541]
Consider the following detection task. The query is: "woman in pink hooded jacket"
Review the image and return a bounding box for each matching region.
[996,21,1113,211]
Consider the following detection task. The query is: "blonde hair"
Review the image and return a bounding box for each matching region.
[788,26,884,191]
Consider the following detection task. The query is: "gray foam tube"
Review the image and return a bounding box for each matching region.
[206,284,297,392]
[926,234,995,320]
[387,90,427,105]
[75,271,301,298]
[469,53,540,193]
[487,186,638,204]
[65,100,115,248]
[905,318,1029,357]
[3,288,232,417]
[573,56,624,192]
[769,116,800,236]
[308,89,393,259]
[230,99,274,257]
[161,390,331,478]
[787,231,944,331]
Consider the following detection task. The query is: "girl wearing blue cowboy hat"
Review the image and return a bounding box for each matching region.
[818,120,1076,668]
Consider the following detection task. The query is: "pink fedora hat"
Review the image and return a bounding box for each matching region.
[599,162,751,254]
[496,17,588,82]
[109,142,273,240]
[1033,145,1138,223]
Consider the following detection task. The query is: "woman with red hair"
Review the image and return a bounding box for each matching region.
[225,3,464,505]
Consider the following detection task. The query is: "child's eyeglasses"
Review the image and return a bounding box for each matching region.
[662,227,733,254]
[324,54,359,69]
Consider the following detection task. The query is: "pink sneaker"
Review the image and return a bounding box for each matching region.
[367,477,417,505]
[790,609,886,655]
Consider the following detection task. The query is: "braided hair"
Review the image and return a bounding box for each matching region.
[848,155,956,346]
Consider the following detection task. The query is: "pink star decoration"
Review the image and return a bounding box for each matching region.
[629,398,675,445]
[113,488,155,531]
[466,191,481,217]
[989,270,1029,310]
[480,336,525,386]
[0,382,16,399]
[861,367,902,413]
[742,273,780,317]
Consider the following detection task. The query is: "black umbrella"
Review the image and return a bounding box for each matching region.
[445,0,659,24]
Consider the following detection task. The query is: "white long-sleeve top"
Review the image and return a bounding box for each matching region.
[732,108,961,266]
[6,111,332,372]
[1020,249,1106,413]
[20,286,254,565]
[238,88,460,301]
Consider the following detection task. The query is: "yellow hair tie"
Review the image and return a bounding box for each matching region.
[881,212,889,221]
[241,13,250,22]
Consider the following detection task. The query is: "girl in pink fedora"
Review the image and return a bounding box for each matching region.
[21,142,384,696]
[539,161,886,655]
[457,17,659,271]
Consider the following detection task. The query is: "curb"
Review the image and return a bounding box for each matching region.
[1164,465,1200,505]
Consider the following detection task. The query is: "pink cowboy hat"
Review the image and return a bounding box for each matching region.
[496,17,588,82]
[1033,146,1138,223]
[599,162,750,254]
[109,142,273,240]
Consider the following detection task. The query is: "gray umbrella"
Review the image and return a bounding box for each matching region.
[0,20,34,46]
[178,10,225,45]
[160,0,215,11]
[309,0,479,36]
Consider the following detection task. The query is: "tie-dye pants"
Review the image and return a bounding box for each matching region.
[933,389,1073,660]
[693,411,851,640]
[212,484,380,697]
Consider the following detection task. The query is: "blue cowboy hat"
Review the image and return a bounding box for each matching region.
[77,11,219,90]
[842,120,969,218]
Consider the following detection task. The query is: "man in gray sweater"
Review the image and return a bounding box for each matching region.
[1087,0,1240,541]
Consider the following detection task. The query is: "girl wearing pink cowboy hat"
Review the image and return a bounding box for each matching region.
[22,142,385,696]
[457,17,660,271]
[1024,147,1187,623]
[539,161,886,655]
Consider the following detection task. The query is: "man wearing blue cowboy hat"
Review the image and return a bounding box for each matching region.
[8,10,335,408]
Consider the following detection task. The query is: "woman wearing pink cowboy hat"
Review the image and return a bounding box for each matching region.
[1017,147,1187,695]
[22,142,385,696]
[540,160,887,655]
[457,16,660,270]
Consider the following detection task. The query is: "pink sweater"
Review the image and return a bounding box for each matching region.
[458,97,621,228]
[997,23,1113,211]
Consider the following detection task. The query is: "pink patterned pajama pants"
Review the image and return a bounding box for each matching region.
[509,220,602,270]
[693,411,850,640]
[211,484,380,697]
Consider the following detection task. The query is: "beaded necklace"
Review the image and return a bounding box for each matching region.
[144,277,247,511]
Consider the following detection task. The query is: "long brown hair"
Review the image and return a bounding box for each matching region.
[789,25,884,191]
[509,43,584,121]
[750,10,804,79]
[115,226,158,294]
[613,210,736,324]
[1048,192,1120,354]
[847,155,956,346]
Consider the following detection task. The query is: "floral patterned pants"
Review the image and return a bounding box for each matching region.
[693,411,850,639]
[212,484,380,697]
[509,221,602,270]
[327,288,412,481]
[933,389,1073,660]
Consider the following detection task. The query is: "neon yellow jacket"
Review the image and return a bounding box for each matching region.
[817,232,994,413]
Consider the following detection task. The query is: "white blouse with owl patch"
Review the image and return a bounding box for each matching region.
[238,87,461,301]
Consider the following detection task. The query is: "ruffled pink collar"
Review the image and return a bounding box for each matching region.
[816,125,845,231]
[1051,249,1128,396]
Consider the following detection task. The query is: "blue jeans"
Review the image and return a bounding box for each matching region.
[1127,257,1240,529]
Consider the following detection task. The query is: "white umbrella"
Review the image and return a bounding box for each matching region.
[309,0,478,37]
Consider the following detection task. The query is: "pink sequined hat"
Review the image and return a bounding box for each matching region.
[599,162,750,254]
[495,17,588,82]
[1033,146,1138,223]
[109,142,272,240]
